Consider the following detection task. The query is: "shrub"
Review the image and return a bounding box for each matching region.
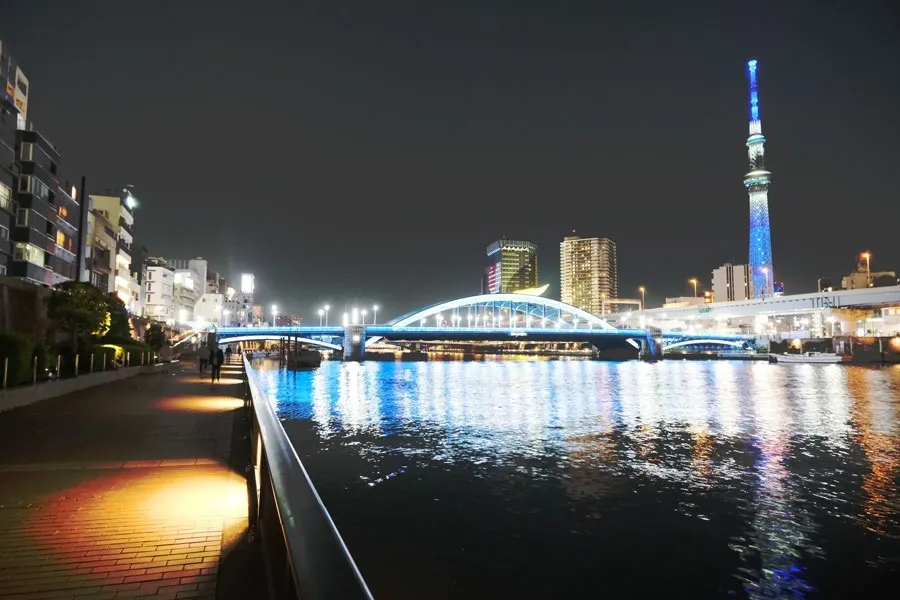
[0,332,36,386]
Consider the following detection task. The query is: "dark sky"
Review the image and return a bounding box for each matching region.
[5,0,899,320]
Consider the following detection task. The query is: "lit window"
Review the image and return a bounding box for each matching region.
[0,183,10,211]
[14,242,45,267]
[56,230,66,247]
[58,205,68,218]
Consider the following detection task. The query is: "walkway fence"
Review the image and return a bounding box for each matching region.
[241,356,374,599]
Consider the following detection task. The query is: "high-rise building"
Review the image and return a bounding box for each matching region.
[11,130,81,286]
[90,190,141,312]
[559,235,617,315]
[169,257,207,325]
[744,59,775,299]
[0,41,29,131]
[484,237,538,294]
[85,207,116,292]
[711,263,750,302]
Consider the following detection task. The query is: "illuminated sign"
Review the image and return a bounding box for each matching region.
[240,273,254,294]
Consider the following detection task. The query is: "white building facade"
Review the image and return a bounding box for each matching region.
[711,263,750,302]
[143,258,175,324]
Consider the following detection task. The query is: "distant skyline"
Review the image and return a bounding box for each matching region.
[4,0,899,320]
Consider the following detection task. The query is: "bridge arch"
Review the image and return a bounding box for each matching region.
[389,293,617,331]
[217,335,342,352]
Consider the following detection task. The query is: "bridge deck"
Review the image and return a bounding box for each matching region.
[0,361,264,599]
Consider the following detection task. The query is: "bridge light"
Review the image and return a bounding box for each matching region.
[343,312,349,326]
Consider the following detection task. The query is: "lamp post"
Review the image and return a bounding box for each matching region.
[361,309,367,325]
[373,305,379,325]
[271,304,278,327]
[862,252,871,287]
[638,286,646,311]
[689,278,698,298]
[324,304,330,326]
[318,309,324,326]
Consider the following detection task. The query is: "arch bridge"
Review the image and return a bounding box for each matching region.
[207,293,754,360]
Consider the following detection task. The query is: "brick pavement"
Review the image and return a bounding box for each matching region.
[0,361,255,599]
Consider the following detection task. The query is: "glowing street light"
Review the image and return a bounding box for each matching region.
[361,309,368,325]
[318,309,324,326]
[861,251,872,287]
[271,304,278,326]
[343,312,349,326]
[324,305,330,326]
[373,305,379,325]
[352,307,359,325]
[435,313,442,326]
[689,278,698,298]
[638,286,646,311]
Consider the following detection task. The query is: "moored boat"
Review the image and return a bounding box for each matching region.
[768,352,844,364]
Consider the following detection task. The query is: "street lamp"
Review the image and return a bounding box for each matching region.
[689,278,698,298]
[361,309,367,325]
[861,251,872,287]
[271,304,278,326]
[324,305,330,326]
[318,309,324,326]
[352,307,359,325]
[638,286,646,311]
[373,305,379,325]
[223,309,230,326]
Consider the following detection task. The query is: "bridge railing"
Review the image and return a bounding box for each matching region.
[242,356,374,600]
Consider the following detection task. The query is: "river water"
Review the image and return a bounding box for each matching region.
[253,359,900,599]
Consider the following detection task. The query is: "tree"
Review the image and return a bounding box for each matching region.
[103,293,133,342]
[144,323,167,351]
[48,282,110,353]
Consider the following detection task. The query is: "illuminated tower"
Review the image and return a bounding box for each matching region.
[744,59,774,299]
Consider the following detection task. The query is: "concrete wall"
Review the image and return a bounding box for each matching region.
[0,361,178,413]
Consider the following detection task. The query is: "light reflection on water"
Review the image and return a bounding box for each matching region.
[255,360,900,599]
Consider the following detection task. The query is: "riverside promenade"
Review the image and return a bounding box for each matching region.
[0,360,265,599]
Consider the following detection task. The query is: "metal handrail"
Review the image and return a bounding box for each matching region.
[243,356,374,600]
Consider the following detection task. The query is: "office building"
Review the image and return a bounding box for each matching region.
[560,235,617,315]
[0,102,15,275]
[0,41,29,130]
[711,263,750,302]
[143,257,176,324]
[194,292,227,326]
[484,237,538,294]
[743,60,775,299]
[842,255,897,290]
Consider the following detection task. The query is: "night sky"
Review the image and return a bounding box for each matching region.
[4,1,899,320]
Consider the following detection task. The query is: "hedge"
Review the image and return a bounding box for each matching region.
[0,332,36,386]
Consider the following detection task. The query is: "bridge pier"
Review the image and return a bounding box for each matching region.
[343,325,366,361]
[640,335,663,361]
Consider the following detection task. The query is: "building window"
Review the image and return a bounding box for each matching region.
[16,208,28,227]
[17,175,30,193]
[14,242,45,267]
[0,226,7,240]
[58,205,68,218]
[147,282,153,292]
[0,183,11,212]
[19,142,33,162]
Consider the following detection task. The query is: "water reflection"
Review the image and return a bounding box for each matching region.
[255,360,900,599]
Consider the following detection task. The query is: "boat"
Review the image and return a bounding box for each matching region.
[768,352,844,364]
[286,349,322,368]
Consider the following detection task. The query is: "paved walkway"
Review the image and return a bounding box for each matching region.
[0,360,260,600]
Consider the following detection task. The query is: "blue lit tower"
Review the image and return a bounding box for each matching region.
[744,59,774,299]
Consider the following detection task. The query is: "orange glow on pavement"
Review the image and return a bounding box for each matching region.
[157,396,245,413]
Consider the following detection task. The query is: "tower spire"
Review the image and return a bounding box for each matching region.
[743,59,774,299]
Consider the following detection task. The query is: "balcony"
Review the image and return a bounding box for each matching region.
[119,217,134,236]
[91,247,112,274]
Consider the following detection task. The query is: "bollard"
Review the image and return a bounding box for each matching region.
[56,355,61,378]
[2,357,7,389]
[90,354,94,374]
[75,354,80,377]
[103,353,107,371]
[126,352,130,367]
[141,352,145,366]
[32,356,37,385]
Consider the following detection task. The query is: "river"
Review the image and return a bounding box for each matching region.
[253,358,900,599]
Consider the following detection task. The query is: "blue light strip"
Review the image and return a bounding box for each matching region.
[747,60,760,121]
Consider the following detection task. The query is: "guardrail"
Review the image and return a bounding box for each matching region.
[242,356,374,600]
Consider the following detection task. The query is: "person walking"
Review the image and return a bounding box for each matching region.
[213,347,224,382]
[198,343,210,374]
[225,345,232,362]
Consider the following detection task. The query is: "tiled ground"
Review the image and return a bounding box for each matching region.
[0,362,250,599]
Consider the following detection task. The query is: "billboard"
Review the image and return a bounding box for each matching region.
[240,273,255,294]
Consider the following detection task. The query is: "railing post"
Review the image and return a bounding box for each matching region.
[32,356,37,385]
[2,357,7,389]
[75,354,80,377]
[102,353,107,372]
[90,354,94,374]
[56,355,61,378]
